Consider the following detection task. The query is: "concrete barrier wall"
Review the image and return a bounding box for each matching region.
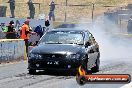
[0,39,26,63]
[0,31,5,39]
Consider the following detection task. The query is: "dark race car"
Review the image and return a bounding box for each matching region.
[28,28,100,74]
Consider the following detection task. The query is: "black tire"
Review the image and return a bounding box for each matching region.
[83,55,92,74]
[83,56,88,72]
[77,76,87,85]
[29,69,36,74]
[91,54,100,72]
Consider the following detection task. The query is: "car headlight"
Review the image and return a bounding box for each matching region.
[29,53,42,59]
[66,54,80,59]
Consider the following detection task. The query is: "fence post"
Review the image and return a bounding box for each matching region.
[64,0,68,22]
[92,3,95,23]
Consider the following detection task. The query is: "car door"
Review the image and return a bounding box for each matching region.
[85,32,97,69]
[89,33,99,60]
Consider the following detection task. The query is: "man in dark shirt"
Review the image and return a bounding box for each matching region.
[34,25,43,38]
[49,1,55,21]
[28,0,35,19]
[127,16,132,34]
[8,0,15,18]
[6,21,16,39]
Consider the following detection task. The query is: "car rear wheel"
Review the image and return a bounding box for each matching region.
[91,56,100,72]
[83,55,92,74]
[29,69,36,74]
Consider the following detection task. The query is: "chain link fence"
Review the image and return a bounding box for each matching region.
[1,0,131,25]
[1,1,118,22]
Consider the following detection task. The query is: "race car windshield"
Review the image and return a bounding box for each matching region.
[40,31,84,45]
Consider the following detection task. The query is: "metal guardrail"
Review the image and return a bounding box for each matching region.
[0,39,26,63]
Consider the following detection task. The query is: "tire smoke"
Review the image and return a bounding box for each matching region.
[77,16,132,62]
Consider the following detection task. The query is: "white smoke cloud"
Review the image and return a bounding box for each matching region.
[77,16,132,62]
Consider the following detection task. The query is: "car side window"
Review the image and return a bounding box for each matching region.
[84,31,92,46]
[84,31,89,41]
[88,32,95,45]
[89,33,96,45]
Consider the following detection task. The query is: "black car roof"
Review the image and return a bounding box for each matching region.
[48,28,89,33]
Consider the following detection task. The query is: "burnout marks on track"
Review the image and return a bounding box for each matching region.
[98,61,129,74]
[0,71,74,88]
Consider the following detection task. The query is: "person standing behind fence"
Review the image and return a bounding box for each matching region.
[20,21,32,53]
[6,21,16,39]
[27,0,35,19]
[127,16,132,34]
[8,0,15,18]
[49,1,55,21]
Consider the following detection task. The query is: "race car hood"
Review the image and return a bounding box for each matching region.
[30,43,85,54]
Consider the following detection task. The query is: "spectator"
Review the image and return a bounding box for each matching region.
[8,0,15,18]
[6,21,16,39]
[28,0,35,19]
[127,16,132,34]
[20,20,32,53]
[34,25,43,38]
[45,19,50,27]
[49,1,55,21]
[44,17,50,32]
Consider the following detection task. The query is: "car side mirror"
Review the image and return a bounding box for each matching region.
[85,42,91,47]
